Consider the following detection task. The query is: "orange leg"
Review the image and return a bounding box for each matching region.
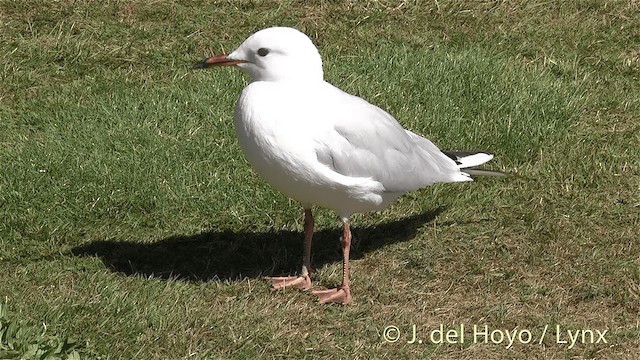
[312,220,352,305]
[268,208,314,291]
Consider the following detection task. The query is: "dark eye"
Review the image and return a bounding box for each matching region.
[257,48,270,57]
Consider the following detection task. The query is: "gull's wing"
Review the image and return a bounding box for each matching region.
[313,84,470,193]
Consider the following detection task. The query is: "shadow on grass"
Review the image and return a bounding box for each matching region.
[71,208,443,282]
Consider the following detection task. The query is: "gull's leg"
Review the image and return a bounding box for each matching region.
[268,208,314,291]
[312,219,353,305]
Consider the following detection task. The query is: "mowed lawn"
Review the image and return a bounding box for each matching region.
[1,0,638,359]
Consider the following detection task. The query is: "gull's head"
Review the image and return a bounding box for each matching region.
[194,27,323,82]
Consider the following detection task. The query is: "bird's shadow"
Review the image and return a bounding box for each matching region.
[71,208,444,282]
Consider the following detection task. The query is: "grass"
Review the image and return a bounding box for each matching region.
[1,0,638,358]
[1,299,88,359]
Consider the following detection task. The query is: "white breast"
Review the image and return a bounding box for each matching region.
[232,81,391,217]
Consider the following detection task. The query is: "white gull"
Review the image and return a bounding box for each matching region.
[195,27,498,304]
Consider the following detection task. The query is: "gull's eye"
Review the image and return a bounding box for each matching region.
[257,48,270,57]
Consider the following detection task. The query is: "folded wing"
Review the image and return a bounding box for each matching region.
[314,85,470,193]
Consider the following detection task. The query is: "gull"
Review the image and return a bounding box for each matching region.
[195,27,500,305]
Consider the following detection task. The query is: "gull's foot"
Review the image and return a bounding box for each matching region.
[268,275,312,291]
[312,287,352,305]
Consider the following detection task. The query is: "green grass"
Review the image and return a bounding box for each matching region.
[1,0,639,359]
[0,299,92,359]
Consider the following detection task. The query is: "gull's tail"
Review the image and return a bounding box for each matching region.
[443,151,509,177]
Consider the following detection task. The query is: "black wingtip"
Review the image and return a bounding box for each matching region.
[442,150,495,166]
[442,150,494,161]
[464,168,511,177]
[192,60,208,69]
